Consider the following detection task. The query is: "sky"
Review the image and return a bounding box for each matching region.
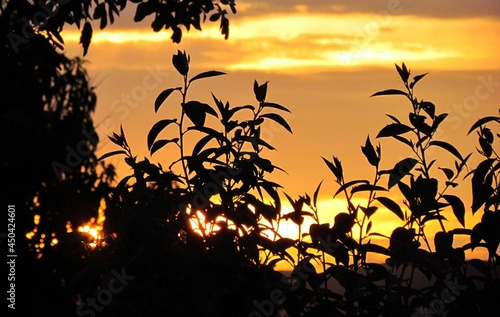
[61,0,500,262]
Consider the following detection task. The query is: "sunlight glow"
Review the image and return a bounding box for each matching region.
[62,13,499,72]
[77,198,107,249]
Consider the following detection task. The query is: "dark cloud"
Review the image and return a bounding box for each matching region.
[237,0,500,19]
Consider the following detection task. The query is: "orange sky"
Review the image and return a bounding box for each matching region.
[60,1,500,264]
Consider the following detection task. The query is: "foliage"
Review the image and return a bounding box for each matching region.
[1,0,237,55]
[89,59,499,316]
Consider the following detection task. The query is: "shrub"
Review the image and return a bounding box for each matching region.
[84,56,499,316]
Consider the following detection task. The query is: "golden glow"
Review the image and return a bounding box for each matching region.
[62,13,499,72]
[77,198,107,249]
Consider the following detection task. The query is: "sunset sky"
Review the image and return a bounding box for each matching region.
[61,0,500,258]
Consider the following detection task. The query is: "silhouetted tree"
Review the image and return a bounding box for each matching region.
[1,1,237,315]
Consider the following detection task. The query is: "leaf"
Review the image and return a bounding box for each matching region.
[361,242,390,256]
[260,113,292,133]
[155,88,181,112]
[333,180,369,197]
[443,195,465,227]
[377,123,413,138]
[172,50,189,76]
[97,150,127,161]
[189,70,226,83]
[134,2,154,22]
[386,114,401,123]
[261,102,291,113]
[376,196,405,221]
[410,72,428,89]
[351,184,387,195]
[150,138,179,155]
[392,135,414,148]
[370,89,408,97]
[93,3,107,29]
[420,101,435,119]
[395,63,410,83]
[361,136,379,166]
[322,156,343,183]
[254,80,268,102]
[388,158,418,189]
[468,116,500,135]
[432,113,448,131]
[80,21,93,56]
[147,119,177,150]
[360,206,378,218]
[429,140,464,161]
[439,167,454,180]
[409,113,433,137]
[183,101,217,128]
[209,13,220,22]
[313,180,323,208]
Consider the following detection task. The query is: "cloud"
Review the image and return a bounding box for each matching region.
[61,11,499,73]
[235,0,500,19]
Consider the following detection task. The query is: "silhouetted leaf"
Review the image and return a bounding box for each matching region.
[376,196,405,221]
[97,150,127,161]
[377,123,413,138]
[361,242,390,256]
[443,195,465,227]
[395,63,410,83]
[351,184,387,195]
[468,116,500,135]
[333,180,369,198]
[254,80,268,102]
[148,119,177,150]
[429,140,463,161]
[155,88,181,112]
[313,180,323,208]
[150,138,179,155]
[479,137,492,157]
[360,206,378,218]
[260,113,292,133]
[227,105,255,120]
[183,101,218,128]
[189,70,226,83]
[439,167,454,180]
[410,72,428,89]
[209,13,220,21]
[386,114,401,123]
[392,135,413,148]
[361,136,379,166]
[134,2,155,22]
[371,89,408,97]
[172,50,189,76]
[432,113,448,131]
[191,134,214,157]
[409,113,433,136]
[171,26,182,43]
[388,158,418,189]
[80,22,92,56]
[93,3,107,29]
[261,102,291,113]
[420,101,435,119]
